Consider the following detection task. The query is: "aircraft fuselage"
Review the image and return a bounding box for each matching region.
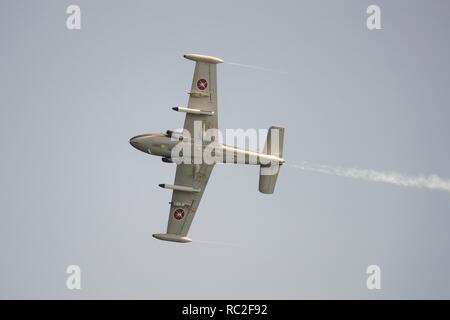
[129,132,284,165]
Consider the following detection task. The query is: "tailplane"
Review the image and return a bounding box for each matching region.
[259,126,285,194]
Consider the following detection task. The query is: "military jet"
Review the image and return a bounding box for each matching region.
[130,54,285,243]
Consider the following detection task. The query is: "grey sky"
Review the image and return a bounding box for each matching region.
[1,0,449,298]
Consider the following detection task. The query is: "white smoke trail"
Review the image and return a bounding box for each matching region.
[288,161,450,194]
[226,61,289,75]
[194,239,241,247]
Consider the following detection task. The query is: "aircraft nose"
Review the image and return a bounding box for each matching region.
[129,137,139,148]
[129,136,146,151]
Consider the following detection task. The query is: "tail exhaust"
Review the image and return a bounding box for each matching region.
[259,126,285,194]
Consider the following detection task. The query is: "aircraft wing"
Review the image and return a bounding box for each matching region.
[153,54,222,243]
[153,163,214,243]
[181,54,223,133]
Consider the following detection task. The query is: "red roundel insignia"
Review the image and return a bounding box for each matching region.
[173,208,185,220]
[197,78,208,90]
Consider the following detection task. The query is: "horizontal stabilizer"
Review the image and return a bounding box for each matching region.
[263,126,284,158]
[259,171,279,194]
[152,233,192,243]
[259,125,285,194]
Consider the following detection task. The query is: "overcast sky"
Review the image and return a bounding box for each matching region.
[1,0,450,298]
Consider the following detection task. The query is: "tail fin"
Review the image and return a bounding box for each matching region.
[259,126,285,194]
